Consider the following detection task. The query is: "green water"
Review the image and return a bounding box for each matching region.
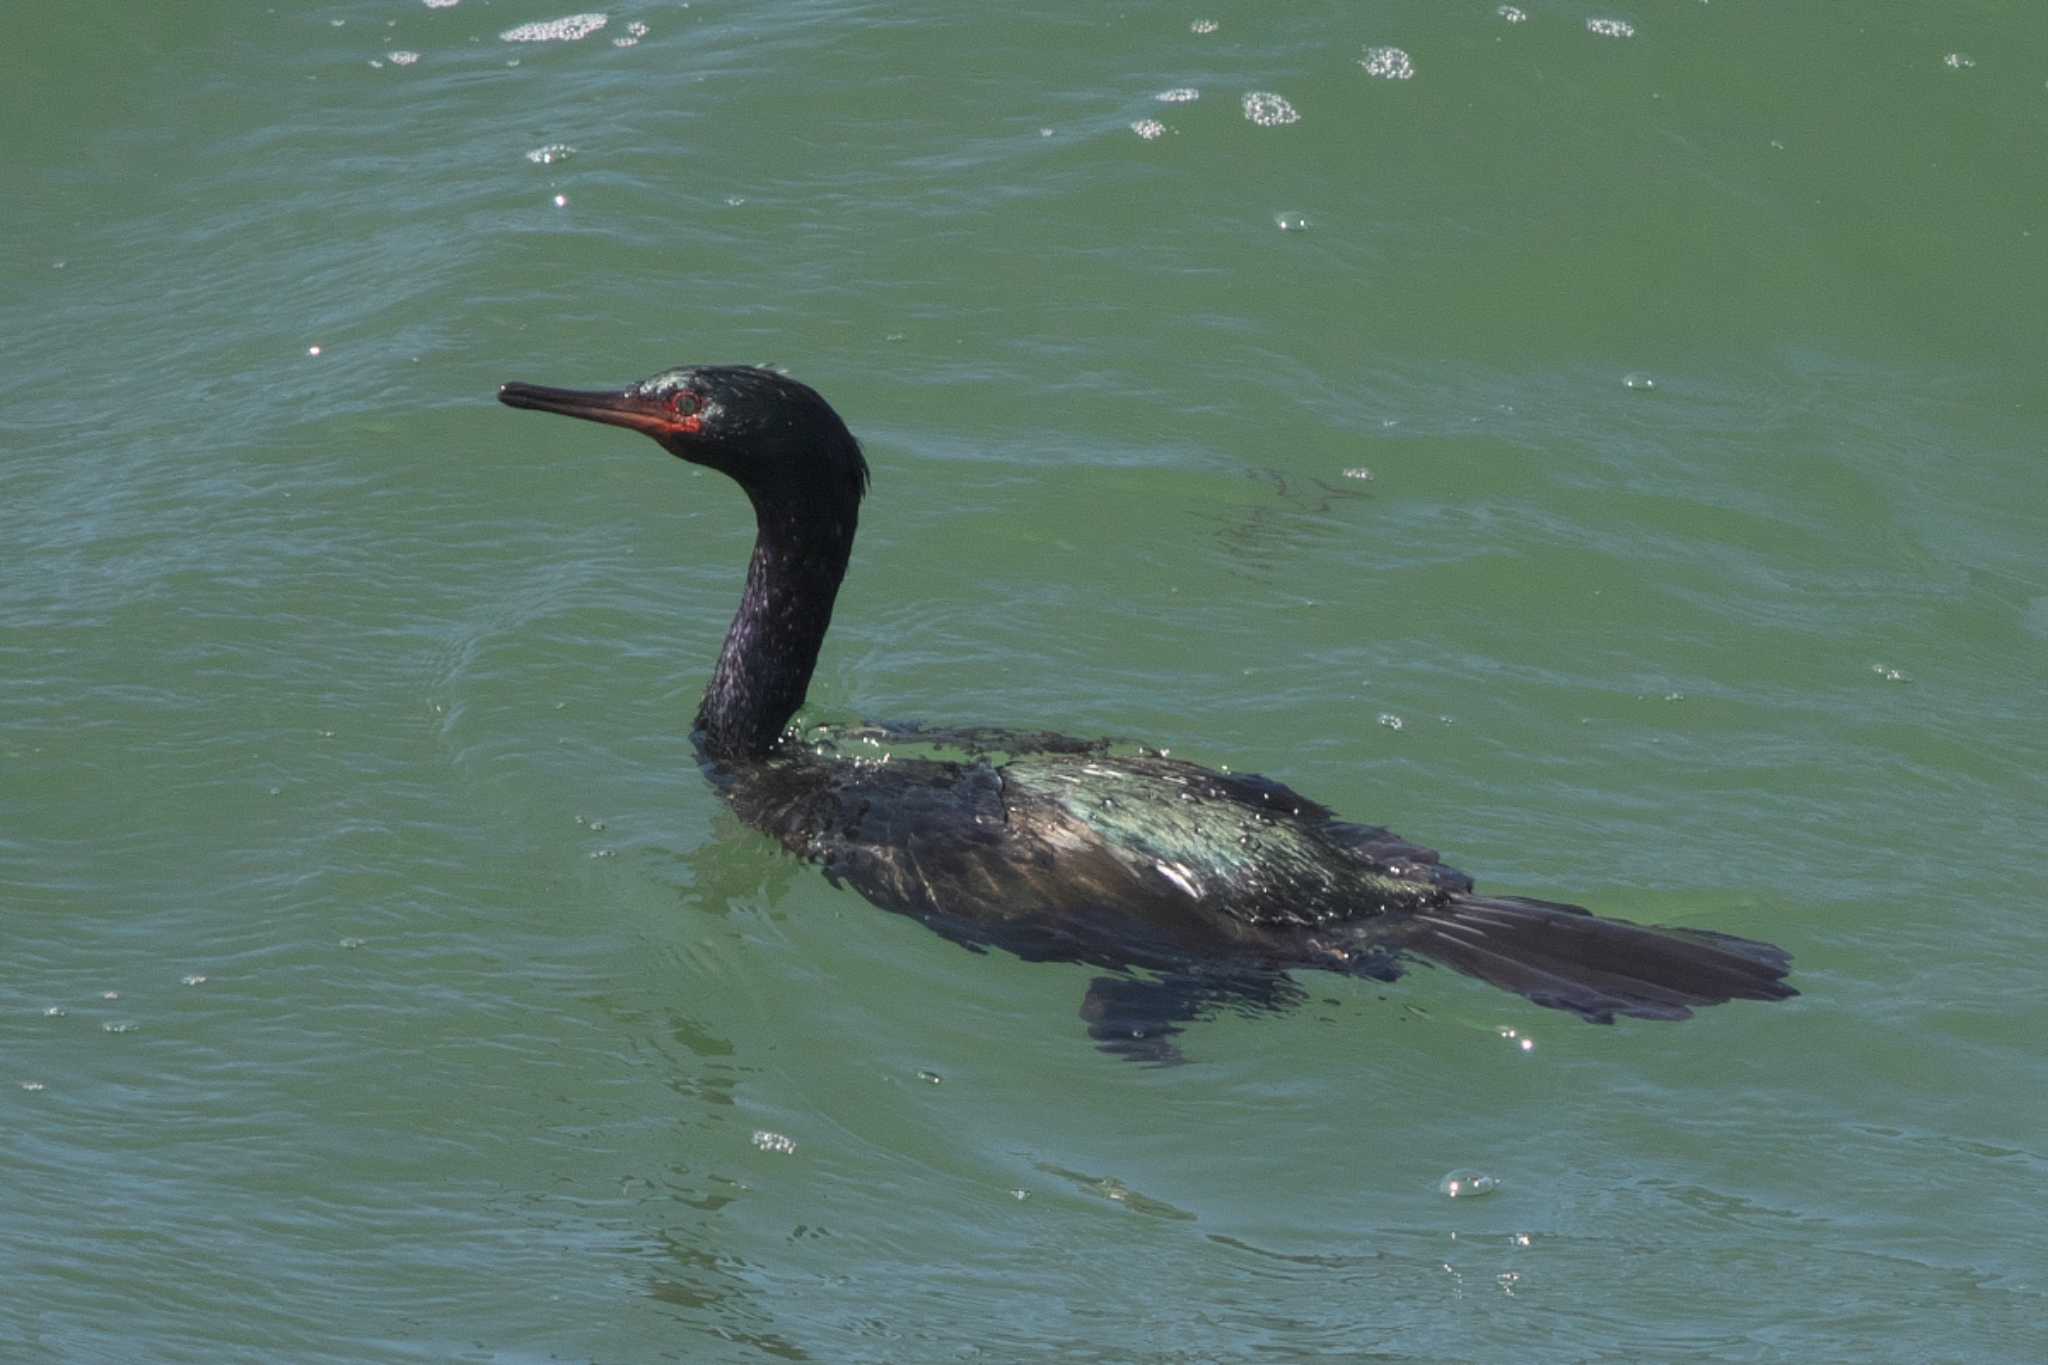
[6,2,2045,1359]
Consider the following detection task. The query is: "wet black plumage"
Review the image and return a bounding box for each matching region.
[498,365,1795,1059]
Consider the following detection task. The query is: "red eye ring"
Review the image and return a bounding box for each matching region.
[662,388,705,435]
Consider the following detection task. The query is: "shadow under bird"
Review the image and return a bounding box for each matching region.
[498,365,1795,1060]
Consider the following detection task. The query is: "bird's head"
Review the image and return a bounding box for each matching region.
[498,364,868,509]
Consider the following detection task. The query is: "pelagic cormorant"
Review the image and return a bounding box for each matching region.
[498,365,1794,1059]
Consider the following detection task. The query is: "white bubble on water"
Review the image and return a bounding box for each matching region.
[1191,19,1219,35]
[525,144,575,164]
[1242,92,1299,126]
[1274,212,1310,232]
[1943,52,1975,70]
[1360,46,1415,80]
[500,13,608,43]
[1587,17,1635,38]
[387,50,420,66]
[424,0,460,8]
[1623,371,1656,391]
[1378,713,1404,731]
[752,1129,797,1155]
[1156,87,1199,103]
[1498,5,1527,22]
[1439,1169,1499,1198]
[1131,119,1169,140]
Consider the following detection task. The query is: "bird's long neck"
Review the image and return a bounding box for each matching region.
[694,493,857,763]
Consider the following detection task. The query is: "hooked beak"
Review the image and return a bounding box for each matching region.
[497,381,692,440]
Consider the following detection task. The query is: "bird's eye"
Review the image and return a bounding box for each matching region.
[668,390,702,417]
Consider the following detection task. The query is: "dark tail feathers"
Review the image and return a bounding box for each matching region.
[1401,894,1795,1023]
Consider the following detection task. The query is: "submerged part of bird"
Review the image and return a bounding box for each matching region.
[497,365,1795,1062]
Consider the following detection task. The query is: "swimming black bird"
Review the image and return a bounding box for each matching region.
[498,365,1794,1059]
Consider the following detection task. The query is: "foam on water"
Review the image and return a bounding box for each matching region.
[1241,91,1299,127]
[499,13,608,43]
[1360,46,1415,81]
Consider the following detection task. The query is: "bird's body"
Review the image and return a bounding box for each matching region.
[499,364,1795,1058]
[725,732,1462,967]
